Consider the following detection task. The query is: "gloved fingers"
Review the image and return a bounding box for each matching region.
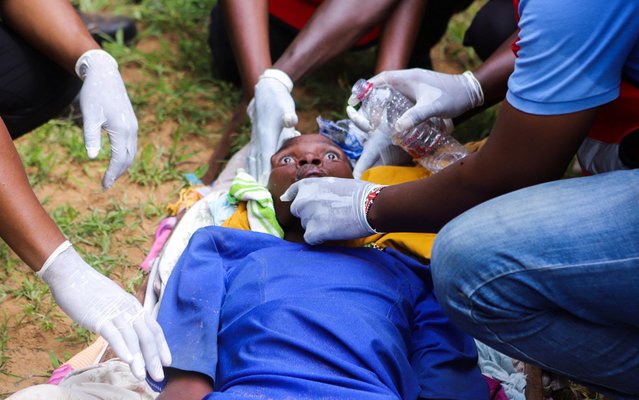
[114,315,146,381]
[368,69,408,89]
[133,314,165,382]
[395,103,438,133]
[279,180,301,203]
[286,178,323,218]
[370,69,437,105]
[302,220,327,245]
[247,151,259,180]
[282,111,298,128]
[99,320,133,365]
[277,128,301,148]
[145,313,172,367]
[346,106,373,132]
[353,145,382,179]
[82,114,105,159]
[102,127,137,190]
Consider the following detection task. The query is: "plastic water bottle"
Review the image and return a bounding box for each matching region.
[349,79,468,173]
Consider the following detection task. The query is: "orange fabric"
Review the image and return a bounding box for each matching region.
[223,165,437,263]
[268,0,381,46]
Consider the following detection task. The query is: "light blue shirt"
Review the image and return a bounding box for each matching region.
[507,0,639,115]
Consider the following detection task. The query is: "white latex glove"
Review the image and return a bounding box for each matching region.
[281,177,382,245]
[346,106,412,179]
[76,49,138,190]
[369,69,484,132]
[38,241,171,382]
[247,69,299,185]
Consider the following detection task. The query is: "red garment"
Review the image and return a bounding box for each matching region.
[578,81,639,174]
[268,0,381,46]
[511,0,521,55]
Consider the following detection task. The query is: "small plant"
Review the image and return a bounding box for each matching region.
[0,312,11,375]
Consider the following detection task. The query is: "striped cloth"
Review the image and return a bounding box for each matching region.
[228,169,284,238]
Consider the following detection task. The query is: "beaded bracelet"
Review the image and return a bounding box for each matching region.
[364,185,386,224]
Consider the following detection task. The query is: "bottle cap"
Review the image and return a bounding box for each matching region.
[348,79,373,106]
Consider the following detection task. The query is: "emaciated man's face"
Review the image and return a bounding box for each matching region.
[268,134,353,228]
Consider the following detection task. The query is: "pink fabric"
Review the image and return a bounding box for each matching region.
[47,363,74,385]
[139,216,177,271]
[484,374,509,400]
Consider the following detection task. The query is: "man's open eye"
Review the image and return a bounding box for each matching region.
[325,151,339,161]
[280,155,295,165]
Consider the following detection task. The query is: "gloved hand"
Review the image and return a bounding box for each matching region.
[247,69,299,185]
[76,49,138,190]
[280,177,382,245]
[368,69,484,132]
[38,241,171,381]
[346,106,412,179]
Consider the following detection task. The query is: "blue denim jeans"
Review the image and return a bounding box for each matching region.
[431,170,639,399]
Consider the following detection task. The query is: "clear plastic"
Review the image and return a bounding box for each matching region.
[350,79,468,173]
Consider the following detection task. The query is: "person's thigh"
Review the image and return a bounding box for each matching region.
[0,24,81,138]
[432,170,639,397]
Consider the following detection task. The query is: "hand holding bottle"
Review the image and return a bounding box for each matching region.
[347,106,412,179]
[348,78,468,174]
[368,69,484,132]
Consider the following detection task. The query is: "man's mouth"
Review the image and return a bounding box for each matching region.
[296,165,328,180]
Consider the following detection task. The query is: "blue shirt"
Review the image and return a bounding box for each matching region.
[150,227,487,399]
[507,0,639,115]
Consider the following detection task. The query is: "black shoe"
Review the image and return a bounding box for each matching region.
[79,11,138,45]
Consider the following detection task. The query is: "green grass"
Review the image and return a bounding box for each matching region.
[0,1,603,399]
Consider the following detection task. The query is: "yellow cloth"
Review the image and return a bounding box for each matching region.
[223,165,436,263]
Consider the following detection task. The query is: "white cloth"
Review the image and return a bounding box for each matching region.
[7,360,156,400]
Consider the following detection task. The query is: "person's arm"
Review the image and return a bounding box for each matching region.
[0,119,171,380]
[0,0,99,74]
[274,0,400,82]
[368,101,597,233]
[374,0,428,73]
[471,32,516,108]
[283,102,597,244]
[0,120,65,269]
[219,0,271,97]
[1,0,138,190]
[157,369,213,400]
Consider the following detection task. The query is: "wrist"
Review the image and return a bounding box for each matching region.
[462,71,485,108]
[37,240,73,280]
[75,49,118,80]
[362,185,387,234]
[258,69,294,93]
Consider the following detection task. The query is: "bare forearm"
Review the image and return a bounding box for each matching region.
[274,0,399,82]
[0,0,99,75]
[368,102,596,233]
[472,32,517,107]
[220,0,271,96]
[0,120,65,270]
[375,0,427,73]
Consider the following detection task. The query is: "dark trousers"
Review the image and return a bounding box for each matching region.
[0,24,82,139]
[463,0,518,61]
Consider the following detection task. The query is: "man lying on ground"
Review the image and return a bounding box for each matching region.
[150,134,489,400]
